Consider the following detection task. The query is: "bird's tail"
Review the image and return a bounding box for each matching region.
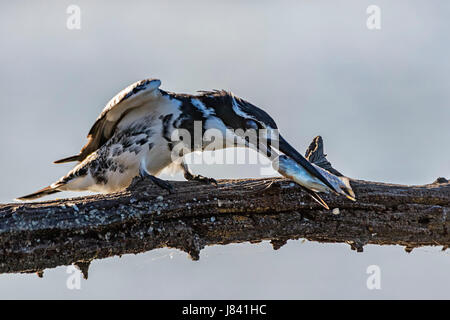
[53,154,81,164]
[15,185,61,201]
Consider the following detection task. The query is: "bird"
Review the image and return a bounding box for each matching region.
[17,78,354,208]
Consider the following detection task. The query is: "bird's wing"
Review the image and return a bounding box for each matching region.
[54,78,162,164]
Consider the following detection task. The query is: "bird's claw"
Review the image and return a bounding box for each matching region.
[155,179,174,193]
[145,174,174,193]
[192,175,218,186]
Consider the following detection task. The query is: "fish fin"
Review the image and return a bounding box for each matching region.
[279,135,339,194]
[305,136,343,176]
[299,186,330,210]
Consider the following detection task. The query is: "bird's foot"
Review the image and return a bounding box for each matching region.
[186,174,218,186]
[139,169,174,193]
[148,175,174,193]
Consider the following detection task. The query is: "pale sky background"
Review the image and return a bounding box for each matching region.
[0,1,449,299]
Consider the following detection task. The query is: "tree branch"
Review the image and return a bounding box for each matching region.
[0,137,448,278]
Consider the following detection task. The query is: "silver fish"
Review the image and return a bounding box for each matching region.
[273,155,356,208]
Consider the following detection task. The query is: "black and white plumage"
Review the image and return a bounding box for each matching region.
[17,78,354,208]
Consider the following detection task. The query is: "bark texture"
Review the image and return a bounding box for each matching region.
[0,138,448,278]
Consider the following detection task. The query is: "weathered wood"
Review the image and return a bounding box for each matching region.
[0,136,448,277]
[0,176,448,277]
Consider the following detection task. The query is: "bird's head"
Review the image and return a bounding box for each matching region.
[221,94,280,159]
[229,93,340,194]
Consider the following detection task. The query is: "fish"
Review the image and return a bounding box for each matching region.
[273,155,356,209]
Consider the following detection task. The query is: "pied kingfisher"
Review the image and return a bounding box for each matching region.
[17,78,354,208]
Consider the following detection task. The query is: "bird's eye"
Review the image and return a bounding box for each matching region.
[245,119,259,130]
